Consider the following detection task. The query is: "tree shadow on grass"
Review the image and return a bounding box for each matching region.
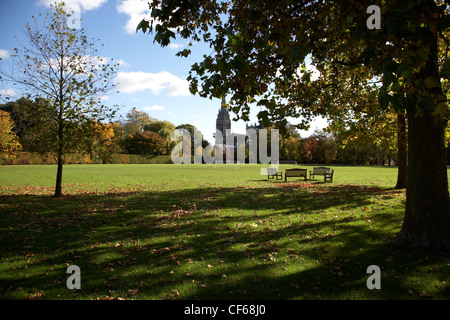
[0,183,448,300]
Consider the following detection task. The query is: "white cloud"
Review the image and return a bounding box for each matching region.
[0,49,10,59]
[143,105,164,112]
[115,71,190,96]
[116,0,150,34]
[168,43,184,50]
[38,0,108,12]
[43,55,114,76]
[0,89,16,97]
[116,59,130,67]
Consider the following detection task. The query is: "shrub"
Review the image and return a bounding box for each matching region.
[123,131,166,156]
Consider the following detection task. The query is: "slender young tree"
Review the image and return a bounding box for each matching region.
[0,2,118,197]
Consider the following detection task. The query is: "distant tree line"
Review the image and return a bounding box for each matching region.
[0,97,209,164]
[276,118,399,166]
[4,97,448,167]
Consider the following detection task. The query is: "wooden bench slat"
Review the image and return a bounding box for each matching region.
[267,168,283,180]
[285,168,307,182]
[309,167,334,183]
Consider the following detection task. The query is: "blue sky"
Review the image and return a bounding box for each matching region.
[0,0,326,143]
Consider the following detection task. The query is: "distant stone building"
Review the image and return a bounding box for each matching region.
[214,97,232,147]
[245,121,264,132]
[213,98,266,163]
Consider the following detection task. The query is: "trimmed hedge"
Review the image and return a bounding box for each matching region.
[1,152,174,165]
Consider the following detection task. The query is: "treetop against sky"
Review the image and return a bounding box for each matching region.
[0,0,327,144]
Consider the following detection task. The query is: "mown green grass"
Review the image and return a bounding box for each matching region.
[0,164,449,300]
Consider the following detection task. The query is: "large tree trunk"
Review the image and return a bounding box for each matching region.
[394,111,407,189]
[394,12,450,250]
[394,103,450,251]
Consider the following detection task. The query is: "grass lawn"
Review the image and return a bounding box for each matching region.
[0,164,449,300]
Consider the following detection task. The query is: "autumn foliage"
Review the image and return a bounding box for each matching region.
[123,131,167,156]
[0,110,22,161]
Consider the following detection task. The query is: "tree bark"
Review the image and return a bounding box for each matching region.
[54,120,64,198]
[55,155,63,197]
[394,12,450,250]
[394,103,450,251]
[394,112,407,189]
[54,102,64,198]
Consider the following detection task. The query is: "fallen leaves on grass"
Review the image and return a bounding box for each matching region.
[166,289,180,300]
[26,290,44,300]
[127,289,139,297]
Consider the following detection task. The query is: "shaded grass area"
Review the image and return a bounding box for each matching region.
[0,164,449,300]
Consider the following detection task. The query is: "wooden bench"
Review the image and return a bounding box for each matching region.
[285,168,307,182]
[267,167,283,180]
[310,167,334,183]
